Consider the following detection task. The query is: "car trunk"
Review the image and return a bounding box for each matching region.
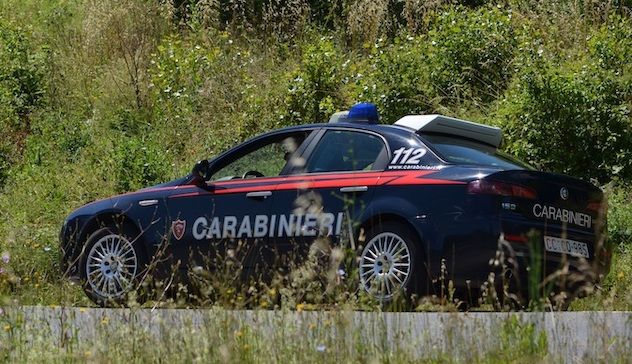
[472,170,608,269]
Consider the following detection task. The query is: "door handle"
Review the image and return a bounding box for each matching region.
[339,186,368,193]
[246,191,272,199]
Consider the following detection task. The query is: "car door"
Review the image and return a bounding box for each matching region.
[165,130,313,279]
[271,128,390,262]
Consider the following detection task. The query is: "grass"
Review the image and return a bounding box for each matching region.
[0,0,631,312]
[3,306,632,363]
[0,307,555,363]
[0,1,631,361]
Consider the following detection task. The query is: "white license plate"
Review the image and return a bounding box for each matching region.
[544,236,589,258]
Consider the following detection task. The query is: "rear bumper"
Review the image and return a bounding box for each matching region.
[445,237,610,300]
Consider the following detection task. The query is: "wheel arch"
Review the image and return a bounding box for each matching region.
[357,213,426,252]
[77,210,146,254]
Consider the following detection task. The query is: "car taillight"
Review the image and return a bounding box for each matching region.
[586,200,605,214]
[467,179,537,199]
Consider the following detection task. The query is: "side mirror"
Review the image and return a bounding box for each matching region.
[191,160,211,187]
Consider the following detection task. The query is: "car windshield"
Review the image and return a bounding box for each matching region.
[420,134,533,170]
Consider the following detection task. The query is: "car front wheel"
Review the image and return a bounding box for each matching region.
[80,226,147,306]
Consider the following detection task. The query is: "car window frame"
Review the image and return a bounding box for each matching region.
[288,127,391,176]
[205,128,319,182]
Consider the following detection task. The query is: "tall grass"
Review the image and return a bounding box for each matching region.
[0,0,630,310]
[0,307,557,363]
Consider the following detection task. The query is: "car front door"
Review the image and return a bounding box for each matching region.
[165,130,313,280]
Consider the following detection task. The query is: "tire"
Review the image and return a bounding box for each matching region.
[80,226,148,307]
[358,221,425,303]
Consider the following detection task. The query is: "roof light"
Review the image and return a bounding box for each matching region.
[347,102,379,124]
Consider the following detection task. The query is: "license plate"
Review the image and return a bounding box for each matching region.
[544,236,589,258]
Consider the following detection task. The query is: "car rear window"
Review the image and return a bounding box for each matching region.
[420,134,533,170]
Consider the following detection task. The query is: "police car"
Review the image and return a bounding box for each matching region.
[60,103,611,306]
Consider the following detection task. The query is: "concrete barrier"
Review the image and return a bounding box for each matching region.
[4,307,632,361]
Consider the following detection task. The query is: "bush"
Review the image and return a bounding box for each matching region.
[588,14,632,74]
[282,37,346,124]
[355,5,516,122]
[424,5,516,104]
[497,57,632,183]
[353,36,433,123]
[25,112,90,163]
[607,187,632,246]
[149,36,220,110]
[0,141,10,186]
[113,136,171,193]
[0,21,47,128]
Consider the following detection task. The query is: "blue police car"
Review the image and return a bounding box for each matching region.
[60,103,611,306]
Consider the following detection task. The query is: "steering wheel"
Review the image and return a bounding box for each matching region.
[242,170,264,179]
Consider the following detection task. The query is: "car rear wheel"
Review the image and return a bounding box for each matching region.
[80,226,147,306]
[359,222,422,302]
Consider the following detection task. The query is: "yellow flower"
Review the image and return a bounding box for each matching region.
[79,308,87,313]
[101,318,109,325]
[3,325,10,332]
[296,303,305,312]
[618,271,625,280]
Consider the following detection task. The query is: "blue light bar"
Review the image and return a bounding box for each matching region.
[347,102,379,124]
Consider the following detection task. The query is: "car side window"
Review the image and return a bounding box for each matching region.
[305,130,386,173]
[211,132,308,181]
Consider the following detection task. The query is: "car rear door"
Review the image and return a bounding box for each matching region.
[270,128,390,263]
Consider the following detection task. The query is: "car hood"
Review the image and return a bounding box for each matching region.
[139,175,191,191]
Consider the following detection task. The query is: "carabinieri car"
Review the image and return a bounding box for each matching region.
[60,103,611,306]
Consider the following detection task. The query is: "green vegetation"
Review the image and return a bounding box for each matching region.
[0,0,631,311]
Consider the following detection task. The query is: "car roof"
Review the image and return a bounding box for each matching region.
[268,121,417,139]
[249,116,501,151]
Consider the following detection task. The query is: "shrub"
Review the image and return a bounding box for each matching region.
[0,21,47,128]
[149,36,220,109]
[588,14,632,72]
[607,186,632,246]
[113,136,171,193]
[424,5,516,104]
[497,58,632,183]
[282,37,346,124]
[353,36,434,123]
[27,112,90,163]
[355,5,517,122]
[0,141,10,186]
